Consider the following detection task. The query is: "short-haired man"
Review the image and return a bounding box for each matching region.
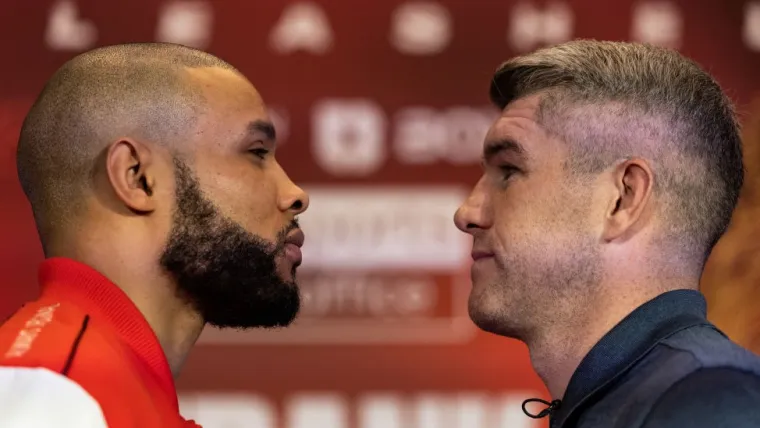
[454,40,760,427]
[0,43,308,427]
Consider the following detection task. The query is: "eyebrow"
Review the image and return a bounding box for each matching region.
[482,137,527,164]
[248,120,276,142]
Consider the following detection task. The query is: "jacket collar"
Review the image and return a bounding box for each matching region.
[551,289,718,426]
[39,257,179,410]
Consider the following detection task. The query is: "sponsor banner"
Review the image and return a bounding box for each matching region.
[298,186,470,270]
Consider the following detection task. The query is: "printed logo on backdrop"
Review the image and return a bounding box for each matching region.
[311,99,496,176]
[197,186,477,345]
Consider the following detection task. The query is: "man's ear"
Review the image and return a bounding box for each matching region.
[105,138,157,214]
[602,158,654,242]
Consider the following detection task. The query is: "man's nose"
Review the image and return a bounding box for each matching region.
[454,176,491,235]
[276,166,309,215]
[280,184,309,215]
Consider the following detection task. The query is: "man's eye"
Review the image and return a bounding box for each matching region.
[250,148,269,159]
[500,165,519,180]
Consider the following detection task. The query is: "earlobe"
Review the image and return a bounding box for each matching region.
[602,158,653,242]
[105,139,156,214]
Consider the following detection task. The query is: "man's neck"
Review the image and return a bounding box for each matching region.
[131,279,205,378]
[528,315,618,399]
[111,265,205,378]
[54,243,205,379]
[527,286,686,399]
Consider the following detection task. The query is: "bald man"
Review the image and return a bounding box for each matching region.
[0,43,308,427]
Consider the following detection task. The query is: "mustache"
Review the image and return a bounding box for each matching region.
[273,219,300,253]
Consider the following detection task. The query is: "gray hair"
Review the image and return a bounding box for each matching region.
[490,39,743,262]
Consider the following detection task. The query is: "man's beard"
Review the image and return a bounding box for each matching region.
[159,158,300,329]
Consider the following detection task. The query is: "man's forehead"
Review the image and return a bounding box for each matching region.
[187,69,269,124]
[482,95,562,160]
[485,103,540,148]
[187,67,265,110]
[491,95,542,132]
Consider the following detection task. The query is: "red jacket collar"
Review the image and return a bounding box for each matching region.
[39,257,178,409]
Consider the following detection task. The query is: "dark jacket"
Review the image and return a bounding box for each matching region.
[548,290,760,428]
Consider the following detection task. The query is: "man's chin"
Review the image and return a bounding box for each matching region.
[468,304,501,335]
[467,293,523,340]
[208,309,300,330]
[276,269,298,284]
[275,258,301,283]
[202,286,302,330]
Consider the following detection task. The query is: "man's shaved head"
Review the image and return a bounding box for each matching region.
[16,42,237,247]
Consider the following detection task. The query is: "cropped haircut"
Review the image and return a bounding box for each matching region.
[17,43,238,247]
[490,40,744,262]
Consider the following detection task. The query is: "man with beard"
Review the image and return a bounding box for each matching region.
[454,40,760,427]
[0,43,308,427]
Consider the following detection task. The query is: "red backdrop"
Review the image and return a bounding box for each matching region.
[0,1,758,427]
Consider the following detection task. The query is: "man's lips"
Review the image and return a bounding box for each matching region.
[284,229,304,265]
[471,250,494,261]
[284,229,305,248]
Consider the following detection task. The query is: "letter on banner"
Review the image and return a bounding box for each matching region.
[178,393,276,428]
[156,1,214,49]
[631,2,682,48]
[745,2,760,52]
[414,394,489,428]
[270,2,334,54]
[312,99,387,176]
[358,395,403,428]
[45,1,97,51]
[390,2,453,55]
[286,394,348,428]
[508,1,574,52]
[498,394,542,428]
